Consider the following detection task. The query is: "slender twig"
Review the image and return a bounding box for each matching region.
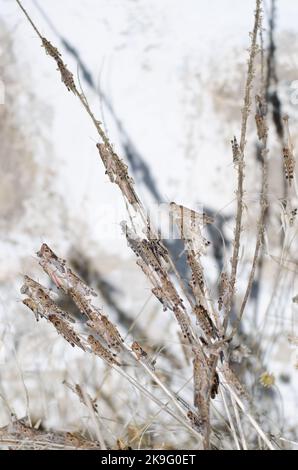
[221,375,275,450]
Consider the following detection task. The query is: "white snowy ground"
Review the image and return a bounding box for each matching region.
[0,0,298,447]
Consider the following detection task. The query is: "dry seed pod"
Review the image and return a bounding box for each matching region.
[131,341,156,370]
[22,298,40,321]
[289,208,297,226]
[255,114,267,140]
[48,314,85,351]
[23,293,73,323]
[288,334,298,346]
[193,304,218,339]
[174,307,194,344]
[37,243,97,297]
[231,136,241,164]
[115,171,139,206]
[223,363,248,400]
[63,380,98,413]
[64,432,101,449]
[65,269,97,297]
[193,350,210,428]
[21,275,57,301]
[21,276,74,323]
[283,146,295,183]
[36,289,75,323]
[123,225,164,273]
[178,332,192,365]
[211,372,219,399]
[169,202,214,226]
[230,344,251,363]
[187,251,205,295]
[169,202,211,255]
[208,355,219,399]
[0,416,101,450]
[96,144,139,206]
[75,384,98,413]
[187,410,204,431]
[218,271,229,311]
[20,275,41,296]
[259,372,275,388]
[88,314,124,352]
[87,335,121,366]
[122,224,147,259]
[152,286,170,311]
[42,38,76,93]
[282,116,295,185]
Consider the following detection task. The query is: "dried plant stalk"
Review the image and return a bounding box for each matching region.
[224,0,262,332]
[0,416,101,450]
[282,115,295,185]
